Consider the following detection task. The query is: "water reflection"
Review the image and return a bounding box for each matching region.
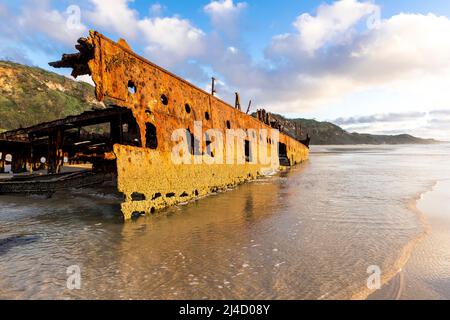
[0,145,449,299]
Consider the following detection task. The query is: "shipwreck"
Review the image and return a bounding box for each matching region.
[0,31,309,220]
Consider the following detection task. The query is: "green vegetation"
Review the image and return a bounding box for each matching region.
[0,60,102,131]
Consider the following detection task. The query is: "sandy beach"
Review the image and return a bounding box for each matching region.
[370,179,450,300]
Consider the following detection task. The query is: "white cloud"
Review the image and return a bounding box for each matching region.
[82,0,208,67]
[0,1,209,74]
[218,0,450,119]
[17,2,87,46]
[204,0,247,34]
[150,3,164,16]
[338,110,450,141]
[86,0,139,39]
[334,112,427,125]
[290,0,378,55]
[138,17,206,67]
[74,0,206,68]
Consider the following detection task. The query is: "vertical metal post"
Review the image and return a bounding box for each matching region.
[48,128,64,174]
[29,135,34,174]
[211,77,216,96]
[246,100,252,114]
[235,92,241,111]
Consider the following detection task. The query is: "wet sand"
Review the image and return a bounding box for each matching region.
[370,180,450,300]
[1,144,449,299]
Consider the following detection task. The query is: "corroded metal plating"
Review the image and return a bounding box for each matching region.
[51,31,310,220]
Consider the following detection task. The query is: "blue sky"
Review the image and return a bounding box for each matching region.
[1,0,450,140]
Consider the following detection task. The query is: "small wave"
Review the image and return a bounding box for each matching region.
[359,181,436,300]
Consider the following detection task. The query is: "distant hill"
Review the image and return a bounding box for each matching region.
[0,60,439,144]
[267,114,439,145]
[0,60,103,132]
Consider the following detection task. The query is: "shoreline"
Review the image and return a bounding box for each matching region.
[369,180,450,300]
[399,179,450,299]
[364,182,436,300]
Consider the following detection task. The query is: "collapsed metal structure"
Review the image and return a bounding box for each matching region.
[0,31,309,219]
[0,107,138,195]
[0,107,136,173]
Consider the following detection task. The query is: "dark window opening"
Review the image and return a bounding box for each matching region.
[121,115,141,147]
[205,132,214,157]
[186,129,202,155]
[128,80,137,94]
[205,140,214,158]
[226,120,231,129]
[166,192,176,198]
[205,111,210,120]
[145,123,158,149]
[185,103,191,114]
[161,94,168,105]
[279,142,287,156]
[278,142,290,166]
[245,140,252,162]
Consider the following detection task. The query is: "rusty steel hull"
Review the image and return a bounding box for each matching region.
[51,31,309,220]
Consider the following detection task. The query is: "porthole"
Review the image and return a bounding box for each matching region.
[160,94,168,105]
[127,80,136,94]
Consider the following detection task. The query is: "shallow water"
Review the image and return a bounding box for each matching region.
[400,179,450,299]
[0,144,449,299]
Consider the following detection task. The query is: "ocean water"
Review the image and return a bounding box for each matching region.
[0,144,449,299]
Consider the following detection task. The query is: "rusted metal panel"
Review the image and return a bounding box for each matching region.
[48,30,309,220]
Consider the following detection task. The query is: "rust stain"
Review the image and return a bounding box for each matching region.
[47,31,310,220]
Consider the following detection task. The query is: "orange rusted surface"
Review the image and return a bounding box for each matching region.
[51,30,309,220]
